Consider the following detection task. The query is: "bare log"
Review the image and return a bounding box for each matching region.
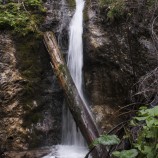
[43,31,107,157]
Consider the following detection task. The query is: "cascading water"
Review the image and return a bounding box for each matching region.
[59,0,89,155]
[43,0,90,157]
[67,0,85,98]
[62,0,86,146]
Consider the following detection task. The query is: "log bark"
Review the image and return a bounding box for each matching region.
[43,32,107,157]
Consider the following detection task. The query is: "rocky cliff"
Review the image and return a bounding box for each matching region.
[0,0,158,156]
[0,31,64,152]
[83,0,158,131]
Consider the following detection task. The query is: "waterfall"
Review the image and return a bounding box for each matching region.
[58,0,90,156]
[67,0,85,97]
[61,104,85,145]
[43,0,90,157]
[62,0,85,146]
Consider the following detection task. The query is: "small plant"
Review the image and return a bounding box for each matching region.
[86,105,158,158]
[130,106,158,158]
[99,0,125,20]
[90,134,138,158]
[107,0,125,20]
[112,149,138,158]
[92,134,120,146]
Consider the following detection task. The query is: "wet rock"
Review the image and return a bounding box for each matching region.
[1,0,157,155]
[4,147,53,158]
[0,0,75,152]
[83,0,158,131]
[0,32,27,150]
[0,31,63,151]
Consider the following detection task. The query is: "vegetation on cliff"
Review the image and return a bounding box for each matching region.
[0,0,46,35]
[0,0,61,152]
[99,0,157,21]
[0,0,47,107]
[99,0,125,20]
[89,105,158,158]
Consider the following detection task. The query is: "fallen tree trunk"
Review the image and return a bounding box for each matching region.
[43,32,107,157]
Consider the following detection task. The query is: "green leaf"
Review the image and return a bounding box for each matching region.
[145,129,156,138]
[93,134,120,146]
[134,116,147,121]
[139,106,158,117]
[139,106,148,110]
[147,106,158,116]
[112,151,121,157]
[130,120,137,126]
[112,149,138,158]
[135,144,153,154]
[146,117,158,128]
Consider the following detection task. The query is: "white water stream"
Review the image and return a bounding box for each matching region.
[43,0,90,157]
[67,0,85,97]
[63,0,86,146]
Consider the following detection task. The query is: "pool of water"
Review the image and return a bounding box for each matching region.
[43,145,88,158]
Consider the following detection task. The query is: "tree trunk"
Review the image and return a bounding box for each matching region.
[43,31,107,157]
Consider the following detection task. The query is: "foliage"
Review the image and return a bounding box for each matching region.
[130,105,158,158]
[25,0,42,7]
[112,149,138,158]
[0,0,46,35]
[99,0,157,21]
[92,134,120,146]
[92,134,138,158]
[99,0,125,20]
[25,0,46,11]
[91,105,158,158]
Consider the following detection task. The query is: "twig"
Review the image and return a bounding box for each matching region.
[107,120,128,134]
[84,146,96,158]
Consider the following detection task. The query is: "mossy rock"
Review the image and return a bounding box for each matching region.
[83,0,90,21]
[0,0,45,36]
[67,0,76,7]
[12,34,46,119]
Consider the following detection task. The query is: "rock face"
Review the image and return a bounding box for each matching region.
[4,147,52,158]
[83,0,158,131]
[0,0,158,155]
[0,32,27,150]
[0,31,63,151]
[43,0,73,50]
[0,0,74,152]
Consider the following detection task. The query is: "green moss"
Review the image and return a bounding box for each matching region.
[83,0,90,21]
[15,35,43,100]
[99,0,125,20]
[67,0,76,8]
[107,0,125,20]
[99,0,110,6]
[99,0,156,21]
[0,0,45,36]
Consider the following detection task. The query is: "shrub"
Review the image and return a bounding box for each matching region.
[99,0,125,20]
[88,105,158,158]
[130,106,158,158]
